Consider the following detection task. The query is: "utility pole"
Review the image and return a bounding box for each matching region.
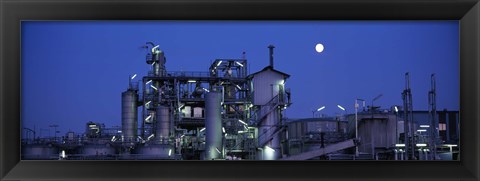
[428,74,437,160]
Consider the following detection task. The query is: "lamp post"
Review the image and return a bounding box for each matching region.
[393,106,399,144]
[312,106,326,118]
[355,99,366,157]
[337,105,346,112]
[337,104,347,120]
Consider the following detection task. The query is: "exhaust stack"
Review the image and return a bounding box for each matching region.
[268,45,275,68]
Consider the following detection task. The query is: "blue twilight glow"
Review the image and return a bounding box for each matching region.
[21,21,459,135]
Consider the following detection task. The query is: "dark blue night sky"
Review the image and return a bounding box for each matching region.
[21,21,459,135]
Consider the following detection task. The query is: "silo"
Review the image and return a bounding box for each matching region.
[122,90,138,143]
[205,91,223,160]
[156,106,171,143]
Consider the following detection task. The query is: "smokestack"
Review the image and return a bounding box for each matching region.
[268,45,275,68]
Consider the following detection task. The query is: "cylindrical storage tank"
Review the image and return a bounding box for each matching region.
[122,90,138,143]
[205,91,223,160]
[22,144,58,160]
[156,106,170,143]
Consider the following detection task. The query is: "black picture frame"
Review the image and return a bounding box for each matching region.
[1,0,478,180]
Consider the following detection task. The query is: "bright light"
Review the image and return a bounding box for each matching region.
[111,136,116,142]
[317,106,326,112]
[203,88,210,93]
[238,120,247,125]
[235,85,242,90]
[178,104,185,109]
[145,80,152,84]
[420,125,430,128]
[265,146,275,152]
[200,128,206,132]
[417,129,427,132]
[315,43,325,53]
[235,61,244,67]
[416,143,427,147]
[244,125,248,130]
[145,101,152,105]
[445,144,458,147]
[337,105,345,111]
[152,61,156,66]
[168,149,172,156]
[131,74,137,80]
[394,106,399,113]
[150,85,158,91]
[395,144,405,147]
[147,134,154,140]
[188,80,196,83]
[216,61,222,67]
[222,127,226,133]
[145,115,152,121]
[61,150,66,158]
[151,45,160,53]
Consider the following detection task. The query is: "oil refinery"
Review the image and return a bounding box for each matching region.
[21,43,459,160]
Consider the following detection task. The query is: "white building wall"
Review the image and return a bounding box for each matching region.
[252,69,285,105]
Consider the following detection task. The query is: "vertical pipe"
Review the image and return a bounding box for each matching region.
[142,79,146,139]
[268,45,275,68]
[205,91,223,160]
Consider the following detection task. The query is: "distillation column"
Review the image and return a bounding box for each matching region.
[156,106,171,144]
[122,89,139,144]
[205,90,223,160]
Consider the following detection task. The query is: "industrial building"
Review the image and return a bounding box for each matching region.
[21,43,459,160]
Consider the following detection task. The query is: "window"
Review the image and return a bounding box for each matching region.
[439,123,446,131]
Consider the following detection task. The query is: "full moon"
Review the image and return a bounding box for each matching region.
[315,43,324,53]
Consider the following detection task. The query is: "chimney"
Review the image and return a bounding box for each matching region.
[268,45,275,68]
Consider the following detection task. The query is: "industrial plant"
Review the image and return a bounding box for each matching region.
[22,43,459,160]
